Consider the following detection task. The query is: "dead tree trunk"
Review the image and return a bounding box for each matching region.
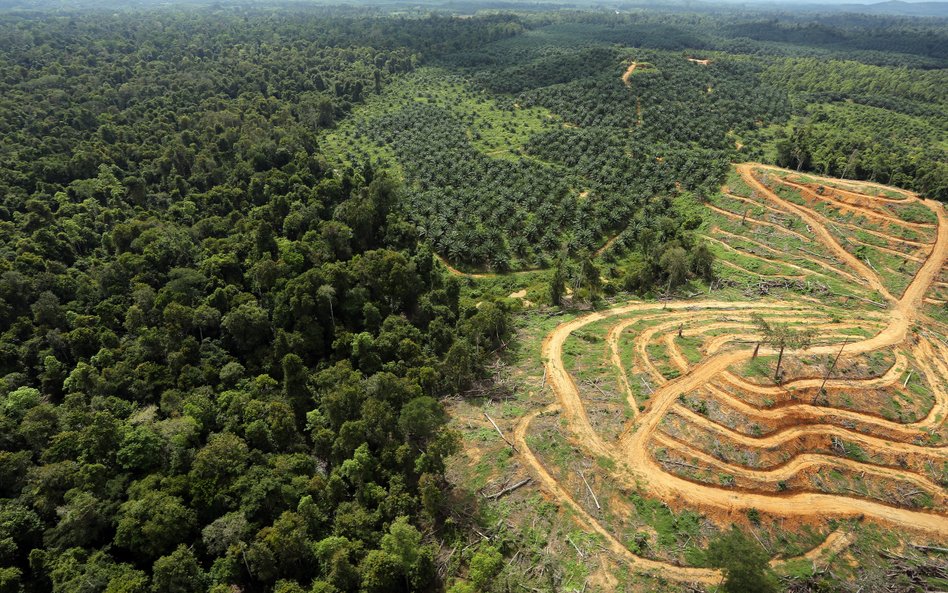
[774,346,785,382]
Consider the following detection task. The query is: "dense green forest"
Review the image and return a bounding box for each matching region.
[0,3,945,593]
[0,9,519,593]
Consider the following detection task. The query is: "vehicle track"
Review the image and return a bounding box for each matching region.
[770,168,913,203]
[717,258,806,280]
[668,403,947,463]
[703,382,938,443]
[514,164,948,583]
[738,164,896,300]
[707,204,811,242]
[702,235,852,283]
[719,350,907,395]
[512,403,864,586]
[774,177,935,231]
[721,191,791,217]
[621,61,640,86]
[843,235,925,262]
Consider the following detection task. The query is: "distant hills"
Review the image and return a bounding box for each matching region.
[0,0,946,19]
[839,1,948,17]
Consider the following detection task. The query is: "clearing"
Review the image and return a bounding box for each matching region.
[450,163,948,590]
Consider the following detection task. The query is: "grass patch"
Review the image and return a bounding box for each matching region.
[675,335,703,364]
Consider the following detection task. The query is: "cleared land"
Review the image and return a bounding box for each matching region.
[504,164,948,586]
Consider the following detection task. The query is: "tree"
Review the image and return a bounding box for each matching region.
[468,545,503,591]
[660,246,690,290]
[706,527,779,593]
[42,548,148,593]
[245,512,314,584]
[578,254,601,300]
[44,490,110,550]
[32,291,62,327]
[380,516,421,572]
[382,518,436,590]
[398,397,445,443]
[549,261,566,306]
[221,302,271,352]
[201,512,251,556]
[114,490,196,560]
[188,433,250,513]
[151,545,207,593]
[441,339,477,393]
[446,582,476,593]
[358,550,403,593]
[317,284,337,331]
[751,314,816,382]
[116,426,164,472]
[690,242,715,282]
[0,567,21,593]
[193,304,221,339]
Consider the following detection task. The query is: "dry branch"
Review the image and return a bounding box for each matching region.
[485,412,519,452]
[580,471,601,510]
[798,246,833,261]
[910,544,948,554]
[566,535,586,558]
[640,375,654,394]
[902,370,914,389]
[583,379,612,399]
[848,294,888,308]
[750,527,773,554]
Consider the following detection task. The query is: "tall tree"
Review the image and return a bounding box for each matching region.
[752,314,816,381]
[549,260,566,306]
[660,246,690,290]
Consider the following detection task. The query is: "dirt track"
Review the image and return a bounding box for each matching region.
[777,177,934,231]
[702,234,857,283]
[434,253,495,278]
[515,164,948,584]
[621,61,639,86]
[737,164,896,300]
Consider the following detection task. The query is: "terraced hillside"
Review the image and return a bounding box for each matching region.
[492,164,948,587]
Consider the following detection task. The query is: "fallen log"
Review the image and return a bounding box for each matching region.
[848,294,888,308]
[660,458,702,471]
[487,478,532,499]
